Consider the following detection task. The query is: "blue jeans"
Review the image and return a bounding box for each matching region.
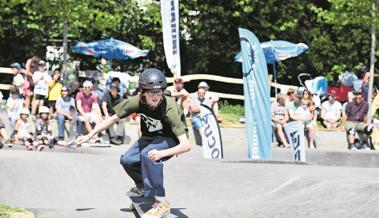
[120,136,177,197]
[56,114,66,139]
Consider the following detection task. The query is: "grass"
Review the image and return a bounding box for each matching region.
[0,205,26,218]
[219,101,244,127]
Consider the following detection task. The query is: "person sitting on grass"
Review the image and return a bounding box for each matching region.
[321,90,342,129]
[101,84,125,145]
[14,108,35,150]
[33,106,53,150]
[271,94,291,148]
[55,86,76,143]
[196,81,222,122]
[294,98,318,148]
[76,80,101,142]
[344,91,374,150]
[189,86,213,145]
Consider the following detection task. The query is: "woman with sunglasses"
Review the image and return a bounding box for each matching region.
[76,68,190,218]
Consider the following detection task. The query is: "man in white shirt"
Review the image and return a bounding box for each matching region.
[196,81,222,122]
[31,60,51,116]
[321,90,342,129]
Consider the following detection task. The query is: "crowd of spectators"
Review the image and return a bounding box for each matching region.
[0,58,222,150]
[272,75,376,150]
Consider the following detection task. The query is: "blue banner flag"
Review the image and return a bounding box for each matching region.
[238,28,272,159]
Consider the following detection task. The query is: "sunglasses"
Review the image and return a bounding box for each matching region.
[146,90,163,97]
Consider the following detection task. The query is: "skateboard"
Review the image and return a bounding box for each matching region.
[64,106,77,147]
[129,196,173,218]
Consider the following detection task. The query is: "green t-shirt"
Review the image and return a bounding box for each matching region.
[114,95,188,144]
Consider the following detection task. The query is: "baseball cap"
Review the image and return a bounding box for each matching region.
[39,60,46,66]
[328,90,337,96]
[83,80,93,88]
[174,77,184,83]
[198,81,209,88]
[110,83,120,92]
[10,63,21,69]
[61,86,70,92]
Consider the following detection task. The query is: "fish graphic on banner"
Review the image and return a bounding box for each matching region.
[238,28,272,159]
[161,0,181,77]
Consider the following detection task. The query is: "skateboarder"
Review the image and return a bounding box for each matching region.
[76,68,190,218]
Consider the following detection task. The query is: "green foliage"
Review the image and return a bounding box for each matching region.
[0,0,377,93]
[220,100,244,117]
[0,204,24,218]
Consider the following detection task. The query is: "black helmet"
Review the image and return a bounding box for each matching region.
[138,68,167,90]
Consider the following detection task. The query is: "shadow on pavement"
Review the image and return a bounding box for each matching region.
[119,207,188,217]
[75,208,95,211]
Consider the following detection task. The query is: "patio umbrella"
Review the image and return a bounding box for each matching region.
[72,37,149,68]
[235,40,309,95]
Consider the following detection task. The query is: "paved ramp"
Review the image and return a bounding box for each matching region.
[1,145,379,218]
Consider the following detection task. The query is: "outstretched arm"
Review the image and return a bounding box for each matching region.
[75,114,120,145]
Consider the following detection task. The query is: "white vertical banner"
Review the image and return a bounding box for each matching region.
[200,104,223,159]
[284,121,306,162]
[161,0,181,77]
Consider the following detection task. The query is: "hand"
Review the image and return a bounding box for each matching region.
[75,135,91,146]
[82,114,88,122]
[53,74,60,81]
[148,149,166,161]
[66,115,73,121]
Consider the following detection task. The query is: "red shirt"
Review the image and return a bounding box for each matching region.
[76,91,98,113]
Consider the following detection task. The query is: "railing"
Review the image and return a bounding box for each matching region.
[0,67,13,90]
[0,68,282,100]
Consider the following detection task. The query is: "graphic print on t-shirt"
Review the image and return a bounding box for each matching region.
[139,114,163,132]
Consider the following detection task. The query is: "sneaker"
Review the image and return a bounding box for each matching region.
[142,201,170,218]
[361,143,370,151]
[110,137,122,145]
[37,144,44,152]
[348,143,357,150]
[127,187,144,197]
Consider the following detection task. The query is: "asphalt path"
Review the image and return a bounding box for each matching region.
[1,128,379,218]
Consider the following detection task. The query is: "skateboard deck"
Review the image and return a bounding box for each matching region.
[129,196,173,218]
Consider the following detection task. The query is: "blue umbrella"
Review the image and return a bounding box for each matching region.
[72,37,149,68]
[235,40,309,94]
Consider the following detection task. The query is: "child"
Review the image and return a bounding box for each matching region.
[14,108,37,150]
[47,68,63,117]
[33,106,53,149]
[31,60,50,117]
[6,87,24,129]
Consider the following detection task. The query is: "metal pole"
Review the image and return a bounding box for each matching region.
[273,62,277,97]
[368,0,376,124]
[63,20,68,83]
